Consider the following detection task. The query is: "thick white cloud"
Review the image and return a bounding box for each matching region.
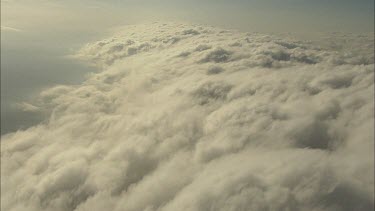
[1,22,374,211]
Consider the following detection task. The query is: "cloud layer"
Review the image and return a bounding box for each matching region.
[1,22,374,211]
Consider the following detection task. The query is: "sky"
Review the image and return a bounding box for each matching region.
[1,0,374,33]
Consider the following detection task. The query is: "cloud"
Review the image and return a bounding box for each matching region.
[15,102,40,112]
[1,25,22,32]
[1,22,374,211]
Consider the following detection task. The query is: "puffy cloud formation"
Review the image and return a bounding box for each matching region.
[1,22,374,211]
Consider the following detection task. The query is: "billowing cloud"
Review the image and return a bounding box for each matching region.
[1,22,374,211]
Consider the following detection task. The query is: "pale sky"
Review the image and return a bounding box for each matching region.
[1,0,374,34]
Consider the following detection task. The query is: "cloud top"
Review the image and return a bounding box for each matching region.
[2,22,374,211]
